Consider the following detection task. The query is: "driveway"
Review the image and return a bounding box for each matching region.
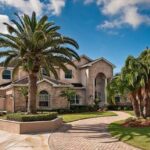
[0,111,140,150]
[49,111,140,150]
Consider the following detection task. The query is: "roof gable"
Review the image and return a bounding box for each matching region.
[80,57,116,68]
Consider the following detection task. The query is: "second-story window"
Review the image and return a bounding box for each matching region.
[2,70,11,79]
[65,70,72,79]
[42,68,49,76]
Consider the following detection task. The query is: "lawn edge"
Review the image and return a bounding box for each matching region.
[61,111,117,123]
[108,120,147,150]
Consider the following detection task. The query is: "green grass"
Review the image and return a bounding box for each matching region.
[108,121,150,150]
[59,111,116,123]
[124,111,135,116]
[0,115,6,119]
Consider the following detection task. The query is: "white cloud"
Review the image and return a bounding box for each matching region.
[0,0,66,17]
[84,0,94,5]
[0,14,11,34]
[48,0,66,16]
[0,0,43,16]
[98,19,123,29]
[0,0,66,33]
[84,0,150,29]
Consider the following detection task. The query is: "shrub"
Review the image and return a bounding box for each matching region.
[6,112,58,122]
[70,105,97,113]
[38,105,97,114]
[107,104,133,111]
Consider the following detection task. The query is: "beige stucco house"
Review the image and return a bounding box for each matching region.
[0,55,115,112]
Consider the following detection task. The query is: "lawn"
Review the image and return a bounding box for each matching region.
[59,111,116,123]
[108,121,150,150]
[124,111,135,116]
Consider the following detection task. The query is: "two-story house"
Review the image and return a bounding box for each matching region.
[0,55,115,112]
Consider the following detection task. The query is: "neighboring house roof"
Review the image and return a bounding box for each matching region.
[80,57,116,68]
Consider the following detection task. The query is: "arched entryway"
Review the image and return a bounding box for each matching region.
[39,90,50,108]
[95,73,106,106]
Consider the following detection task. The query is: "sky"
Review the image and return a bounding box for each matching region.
[0,0,150,73]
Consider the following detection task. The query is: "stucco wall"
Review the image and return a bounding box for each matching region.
[0,118,63,134]
[86,60,113,105]
[14,87,27,112]
[0,98,5,110]
[58,57,91,84]
[37,81,86,110]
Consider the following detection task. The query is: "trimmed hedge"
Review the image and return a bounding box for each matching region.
[38,105,97,114]
[70,105,97,113]
[107,104,133,111]
[6,112,58,122]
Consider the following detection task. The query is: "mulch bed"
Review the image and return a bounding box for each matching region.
[122,118,150,127]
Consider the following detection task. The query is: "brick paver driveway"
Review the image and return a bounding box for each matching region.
[0,111,140,150]
[49,111,140,150]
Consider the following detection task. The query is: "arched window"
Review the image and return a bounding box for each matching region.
[39,90,49,107]
[2,70,11,79]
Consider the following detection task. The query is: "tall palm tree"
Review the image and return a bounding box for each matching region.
[0,12,80,113]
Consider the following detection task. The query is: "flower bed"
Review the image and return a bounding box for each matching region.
[123,117,150,127]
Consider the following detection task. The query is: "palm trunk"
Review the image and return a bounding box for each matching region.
[142,83,150,118]
[27,73,37,114]
[136,89,144,118]
[129,92,140,118]
[145,97,150,117]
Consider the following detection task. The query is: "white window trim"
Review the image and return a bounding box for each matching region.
[39,92,50,108]
[71,95,80,105]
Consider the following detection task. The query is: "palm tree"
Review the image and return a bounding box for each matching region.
[108,48,150,119]
[0,12,80,113]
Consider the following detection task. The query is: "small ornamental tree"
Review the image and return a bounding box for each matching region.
[60,88,76,109]
[19,87,28,111]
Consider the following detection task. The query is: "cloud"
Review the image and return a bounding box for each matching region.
[0,0,43,16]
[84,0,150,29]
[0,0,66,33]
[0,15,11,34]
[48,0,66,16]
[84,0,94,5]
[0,0,66,16]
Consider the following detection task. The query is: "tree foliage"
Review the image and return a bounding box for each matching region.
[107,49,150,118]
[0,12,80,113]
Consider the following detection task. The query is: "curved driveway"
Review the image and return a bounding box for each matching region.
[0,111,140,150]
[49,111,140,150]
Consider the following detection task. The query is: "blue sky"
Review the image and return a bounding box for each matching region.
[0,0,150,73]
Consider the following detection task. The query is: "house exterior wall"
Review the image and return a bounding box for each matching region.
[0,56,114,112]
[37,81,86,110]
[14,87,27,112]
[86,60,113,105]
[0,98,5,110]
